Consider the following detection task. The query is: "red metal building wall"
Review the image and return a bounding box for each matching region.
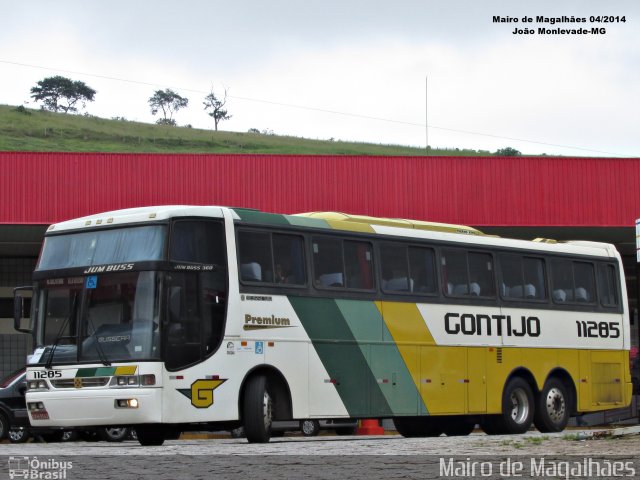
[1,152,639,227]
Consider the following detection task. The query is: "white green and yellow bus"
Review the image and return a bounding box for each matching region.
[16,206,632,445]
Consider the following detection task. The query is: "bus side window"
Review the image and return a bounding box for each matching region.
[170,221,226,265]
[409,247,436,294]
[313,237,344,288]
[442,249,467,296]
[573,262,596,303]
[523,257,546,300]
[550,259,573,303]
[380,243,410,292]
[273,234,306,285]
[469,252,495,297]
[238,231,272,283]
[344,241,374,290]
[598,263,619,307]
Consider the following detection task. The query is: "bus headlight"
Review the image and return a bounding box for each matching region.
[113,376,139,387]
[110,375,155,388]
[28,380,49,390]
[115,398,139,408]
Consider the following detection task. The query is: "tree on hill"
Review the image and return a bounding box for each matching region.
[495,147,522,156]
[148,89,189,126]
[30,76,96,113]
[203,87,231,131]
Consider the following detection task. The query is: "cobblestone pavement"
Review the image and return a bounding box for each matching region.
[2,431,640,479]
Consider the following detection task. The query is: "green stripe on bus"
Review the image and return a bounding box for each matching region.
[233,209,291,226]
[336,299,426,415]
[284,215,330,229]
[76,367,116,377]
[289,296,392,417]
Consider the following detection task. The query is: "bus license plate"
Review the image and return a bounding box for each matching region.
[31,411,49,420]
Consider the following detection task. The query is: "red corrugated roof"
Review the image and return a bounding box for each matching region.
[1,152,639,227]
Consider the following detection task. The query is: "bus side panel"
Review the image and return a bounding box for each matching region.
[290,296,391,418]
[589,350,625,406]
[420,346,467,414]
[339,299,421,416]
[467,347,487,413]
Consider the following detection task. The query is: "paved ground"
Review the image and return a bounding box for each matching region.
[2,430,640,479]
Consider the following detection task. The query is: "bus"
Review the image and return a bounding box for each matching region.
[15,206,632,445]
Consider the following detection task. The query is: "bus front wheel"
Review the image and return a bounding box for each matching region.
[534,378,569,433]
[243,375,273,443]
[136,425,166,446]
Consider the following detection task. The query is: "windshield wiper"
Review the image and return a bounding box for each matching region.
[85,315,111,367]
[45,292,79,370]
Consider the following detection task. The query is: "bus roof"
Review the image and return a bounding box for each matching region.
[45,205,620,259]
[295,212,484,236]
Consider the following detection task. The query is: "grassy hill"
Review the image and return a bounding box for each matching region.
[0,104,494,156]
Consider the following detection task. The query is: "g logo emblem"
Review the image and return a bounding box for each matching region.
[178,378,227,408]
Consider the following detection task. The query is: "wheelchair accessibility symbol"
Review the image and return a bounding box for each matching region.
[255,341,264,354]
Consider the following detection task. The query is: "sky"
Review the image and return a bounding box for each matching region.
[1,0,638,157]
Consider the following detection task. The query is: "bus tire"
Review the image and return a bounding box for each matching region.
[442,416,476,436]
[479,416,503,435]
[499,377,535,434]
[136,425,166,446]
[243,375,272,443]
[534,378,569,433]
[393,416,443,437]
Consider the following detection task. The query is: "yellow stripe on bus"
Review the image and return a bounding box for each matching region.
[114,366,137,376]
[376,301,436,410]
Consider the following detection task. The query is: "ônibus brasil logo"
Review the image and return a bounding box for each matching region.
[8,456,73,479]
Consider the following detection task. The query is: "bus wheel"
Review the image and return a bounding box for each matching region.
[393,417,443,437]
[499,377,535,434]
[136,425,166,446]
[442,417,475,436]
[479,416,503,435]
[534,378,569,433]
[243,375,273,443]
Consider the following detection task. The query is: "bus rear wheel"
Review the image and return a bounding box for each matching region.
[243,375,273,443]
[498,377,535,434]
[534,378,569,433]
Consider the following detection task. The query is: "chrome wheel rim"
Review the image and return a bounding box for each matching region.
[262,391,273,430]
[544,387,565,423]
[509,388,530,424]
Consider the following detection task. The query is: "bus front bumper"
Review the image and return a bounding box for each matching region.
[26,387,162,427]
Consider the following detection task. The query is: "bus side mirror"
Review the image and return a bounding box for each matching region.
[13,286,33,334]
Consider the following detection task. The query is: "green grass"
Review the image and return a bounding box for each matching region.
[0,104,496,155]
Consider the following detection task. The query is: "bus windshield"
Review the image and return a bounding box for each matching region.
[32,271,161,365]
[37,225,166,270]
